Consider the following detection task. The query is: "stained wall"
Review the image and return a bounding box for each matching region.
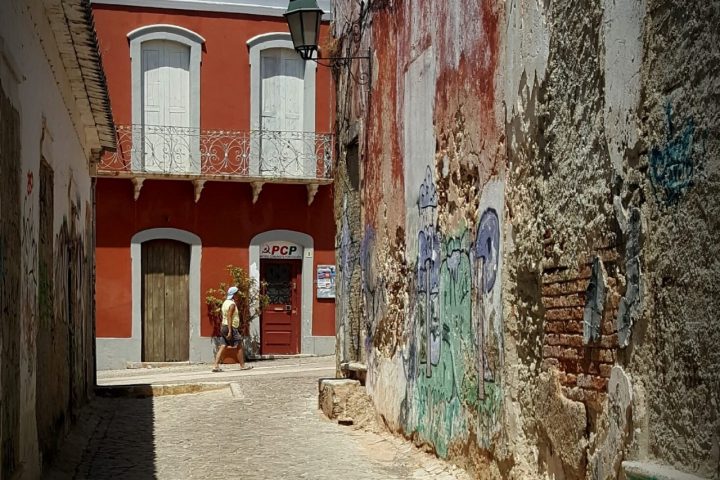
[0,1,101,476]
[333,0,719,477]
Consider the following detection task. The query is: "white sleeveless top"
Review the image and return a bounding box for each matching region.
[221,299,240,328]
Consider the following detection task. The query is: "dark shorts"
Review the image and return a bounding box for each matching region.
[218,325,242,347]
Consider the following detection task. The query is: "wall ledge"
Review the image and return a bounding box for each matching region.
[622,461,709,480]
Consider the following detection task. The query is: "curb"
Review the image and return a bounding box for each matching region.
[95,382,230,398]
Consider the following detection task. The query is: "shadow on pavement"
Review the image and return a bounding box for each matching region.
[43,393,157,479]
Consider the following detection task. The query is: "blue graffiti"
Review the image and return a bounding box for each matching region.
[649,102,700,205]
[340,200,354,287]
[474,208,500,293]
[417,227,441,294]
[417,167,441,376]
[418,166,438,210]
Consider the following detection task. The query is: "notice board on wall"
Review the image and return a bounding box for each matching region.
[316,265,336,299]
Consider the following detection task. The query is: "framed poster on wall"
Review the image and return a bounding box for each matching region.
[316,265,336,299]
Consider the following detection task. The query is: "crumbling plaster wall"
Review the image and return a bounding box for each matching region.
[333,0,719,478]
[1,1,97,476]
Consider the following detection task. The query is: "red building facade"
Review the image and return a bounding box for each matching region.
[92,0,336,369]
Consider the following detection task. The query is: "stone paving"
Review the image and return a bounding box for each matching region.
[45,357,471,480]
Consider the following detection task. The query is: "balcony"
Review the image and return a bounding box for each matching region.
[97,124,334,204]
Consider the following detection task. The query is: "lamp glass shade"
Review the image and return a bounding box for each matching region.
[284,0,323,60]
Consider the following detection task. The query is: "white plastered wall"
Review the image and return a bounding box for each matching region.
[0,2,97,476]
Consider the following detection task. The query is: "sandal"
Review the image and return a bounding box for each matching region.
[241,365,253,371]
[211,367,223,373]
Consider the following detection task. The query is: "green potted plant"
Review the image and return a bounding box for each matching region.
[206,265,269,359]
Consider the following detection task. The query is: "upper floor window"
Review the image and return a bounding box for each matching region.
[128,25,204,174]
[248,33,317,178]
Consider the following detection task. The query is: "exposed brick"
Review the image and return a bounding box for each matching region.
[545,321,584,334]
[545,334,561,346]
[545,333,584,348]
[601,320,616,335]
[545,321,565,334]
[542,294,586,309]
[560,334,584,348]
[545,307,584,322]
[585,361,604,376]
[559,372,577,387]
[541,279,588,297]
[599,363,613,378]
[560,359,581,374]
[599,334,619,349]
[559,347,582,361]
[543,345,562,359]
[589,349,616,363]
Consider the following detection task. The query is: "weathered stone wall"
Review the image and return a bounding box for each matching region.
[0,1,100,476]
[333,0,719,478]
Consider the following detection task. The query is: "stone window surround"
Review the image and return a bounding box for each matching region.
[247,32,317,134]
[128,24,204,169]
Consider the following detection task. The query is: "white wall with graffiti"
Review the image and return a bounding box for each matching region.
[0,1,113,476]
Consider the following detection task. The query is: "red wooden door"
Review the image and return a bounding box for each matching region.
[260,260,301,354]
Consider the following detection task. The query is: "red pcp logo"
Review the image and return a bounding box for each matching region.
[270,245,298,256]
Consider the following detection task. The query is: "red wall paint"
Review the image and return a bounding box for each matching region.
[92,5,334,132]
[92,5,337,341]
[96,178,336,338]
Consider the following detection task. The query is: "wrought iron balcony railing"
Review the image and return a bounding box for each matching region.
[98,124,334,181]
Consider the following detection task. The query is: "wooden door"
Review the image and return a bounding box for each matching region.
[260,48,304,177]
[261,260,301,354]
[142,40,190,172]
[141,239,190,362]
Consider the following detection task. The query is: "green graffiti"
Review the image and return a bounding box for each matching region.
[403,231,502,456]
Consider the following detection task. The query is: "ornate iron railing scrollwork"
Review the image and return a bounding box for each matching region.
[99,124,334,180]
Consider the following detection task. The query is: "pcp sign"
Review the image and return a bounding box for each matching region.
[260,241,303,259]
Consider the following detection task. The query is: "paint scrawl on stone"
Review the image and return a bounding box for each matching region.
[584,256,606,345]
[416,166,441,377]
[649,102,704,206]
[473,208,501,398]
[617,208,643,347]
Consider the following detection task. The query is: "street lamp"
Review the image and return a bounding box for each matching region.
[283,0,324,61]
[284,0,371,84]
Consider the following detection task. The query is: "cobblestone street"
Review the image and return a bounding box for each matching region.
[45,357,470,480]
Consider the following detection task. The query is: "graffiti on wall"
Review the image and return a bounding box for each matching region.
[473,208,500,399]
[416,166,441,377]
[649,102,704,205]
[21,170,38,374]
[360,225,387,354]
[397,168,504,456]
[339,194,361,359]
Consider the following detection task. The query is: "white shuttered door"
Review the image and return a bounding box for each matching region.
[142,40,190,172]
[260,48,304,177]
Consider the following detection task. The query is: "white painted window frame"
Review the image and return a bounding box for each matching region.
[247,33,317,177]
[128,24,204,172]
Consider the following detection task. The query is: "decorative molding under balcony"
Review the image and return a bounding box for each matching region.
[131,177,144,200]
[306,184,319,206]
[192,179,206,203]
